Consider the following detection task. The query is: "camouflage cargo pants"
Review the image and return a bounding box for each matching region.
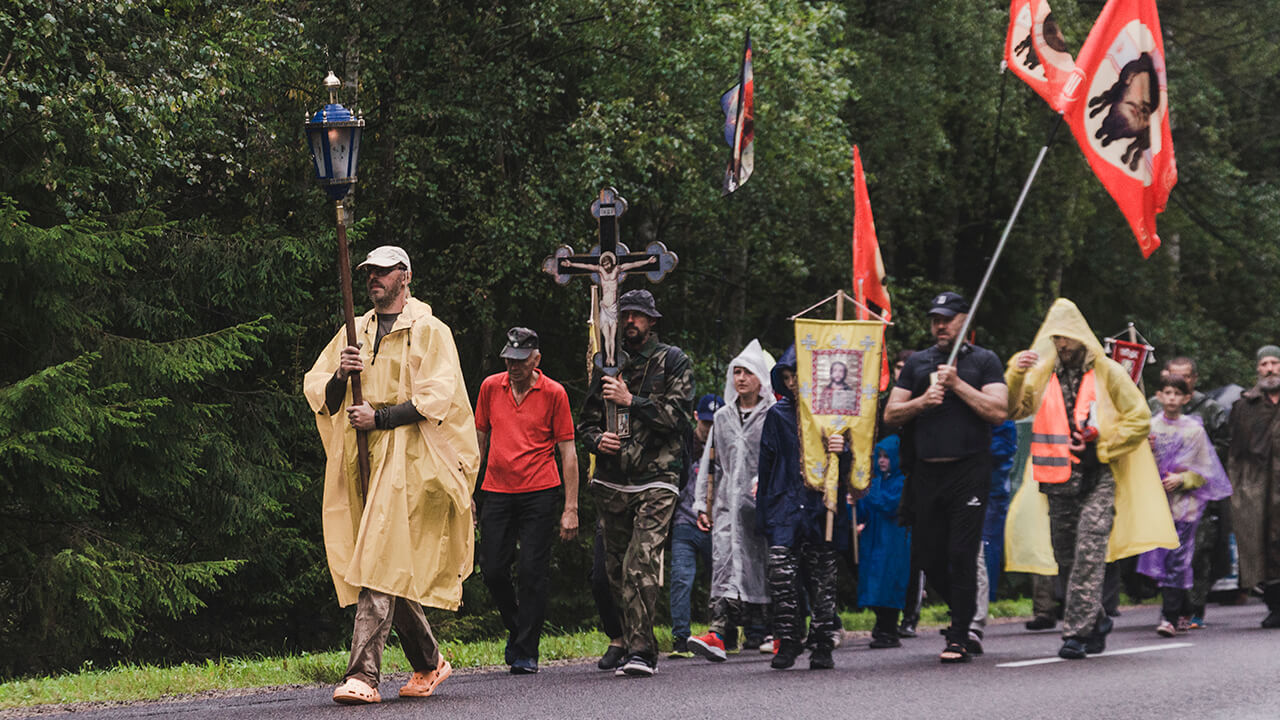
[595,485,676,663]
[768,541,839,650]
[1047,472,1115,638]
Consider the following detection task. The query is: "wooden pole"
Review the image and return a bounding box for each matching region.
[1128,322,1144,394]
[335,200,371,500]
[825,291,846,542]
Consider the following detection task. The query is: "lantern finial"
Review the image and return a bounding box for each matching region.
[323,71,341,104]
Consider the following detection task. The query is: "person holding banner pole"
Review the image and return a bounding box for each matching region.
[758,345,852,670]
[883,292,1008,664]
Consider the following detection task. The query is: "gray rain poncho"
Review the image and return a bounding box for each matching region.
[694,339,775,603]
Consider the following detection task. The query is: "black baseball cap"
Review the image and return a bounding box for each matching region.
[500,327,539,360]
[927,291,970,318]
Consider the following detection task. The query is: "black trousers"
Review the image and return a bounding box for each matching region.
[911,453,990,645]
[479,487,560,661]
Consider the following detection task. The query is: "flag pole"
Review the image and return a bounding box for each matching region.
[947,115,1064,367]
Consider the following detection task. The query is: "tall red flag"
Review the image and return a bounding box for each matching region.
[1059,0,1176,258]
[1004,0,1075,112]
[851,145,892,389]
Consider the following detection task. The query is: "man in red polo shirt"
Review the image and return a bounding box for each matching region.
[475,327,579,675]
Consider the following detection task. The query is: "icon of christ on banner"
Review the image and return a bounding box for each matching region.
[812,351,864,416]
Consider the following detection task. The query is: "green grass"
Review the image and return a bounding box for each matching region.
[0,599,1043,710]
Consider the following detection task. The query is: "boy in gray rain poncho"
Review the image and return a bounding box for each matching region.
[688,340,775,661]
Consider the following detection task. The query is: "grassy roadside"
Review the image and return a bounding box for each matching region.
[0,599,1035,710]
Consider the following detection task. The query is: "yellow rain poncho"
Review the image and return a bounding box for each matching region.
[1003,299,1176,574]
[304,296,480,610]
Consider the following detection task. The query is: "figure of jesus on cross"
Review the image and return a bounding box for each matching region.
[558,250,656,367]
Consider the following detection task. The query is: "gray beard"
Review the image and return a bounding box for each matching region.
[1259,374,1280,392]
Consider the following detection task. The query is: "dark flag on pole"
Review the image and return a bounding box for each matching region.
[721,31,754,195]
[1058,0,1177,258]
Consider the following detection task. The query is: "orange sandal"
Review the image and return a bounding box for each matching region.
[332,677,381,704]
[400,658,452,697]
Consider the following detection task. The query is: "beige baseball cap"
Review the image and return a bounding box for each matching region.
[356,245,412,274]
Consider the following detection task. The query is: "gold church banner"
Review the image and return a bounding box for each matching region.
[795,318,883,510]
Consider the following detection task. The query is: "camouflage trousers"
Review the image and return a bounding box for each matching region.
[594,485,676,663]
[768,541,839,651]
[1047,472,1116,638]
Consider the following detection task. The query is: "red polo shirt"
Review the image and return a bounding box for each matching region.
[475,370,575,494]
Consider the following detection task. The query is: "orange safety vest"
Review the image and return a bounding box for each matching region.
[1030,370,1097,484]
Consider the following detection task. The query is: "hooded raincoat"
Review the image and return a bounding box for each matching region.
[1136,412,1231,586]
[1003,299,1177,573]
[304,297,480,610]
[757,345,852,551]
[857,435,912,609]
[1228,384,1280,590]
[694,340,775,603]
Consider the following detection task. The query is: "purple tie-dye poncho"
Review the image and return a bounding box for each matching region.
[1136,413,1232,588]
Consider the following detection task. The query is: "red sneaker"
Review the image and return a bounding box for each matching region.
[687,632,728,662]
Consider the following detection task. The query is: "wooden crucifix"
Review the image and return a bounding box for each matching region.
[542,186,678,438]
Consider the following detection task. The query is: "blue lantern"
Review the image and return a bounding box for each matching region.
[305,71,365,201]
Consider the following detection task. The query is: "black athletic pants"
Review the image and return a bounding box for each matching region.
[911,453,990,646]
[479,487,560,661]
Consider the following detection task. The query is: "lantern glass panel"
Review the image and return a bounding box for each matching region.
[347,126,362,181]
[307,127,329,179]
[328,127,352,182]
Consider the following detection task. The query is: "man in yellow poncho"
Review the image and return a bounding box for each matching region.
[303,246,480,705]
[1004,298,1175,660]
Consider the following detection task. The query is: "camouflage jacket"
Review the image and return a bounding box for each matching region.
[578,333,694,487]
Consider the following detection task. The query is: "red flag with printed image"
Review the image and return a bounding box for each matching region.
[1059,0,1176,258]
[721,31,754,195]
[1005,0,1076,112]
[851,146,892,389]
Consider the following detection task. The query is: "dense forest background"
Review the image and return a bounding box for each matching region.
[2,0,1277,677]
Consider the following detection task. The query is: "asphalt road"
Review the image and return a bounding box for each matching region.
[17,601,1280,720]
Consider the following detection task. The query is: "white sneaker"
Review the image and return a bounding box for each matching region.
[1156,620,1177,637]
[620,655,656,677]
[759,636,774,654]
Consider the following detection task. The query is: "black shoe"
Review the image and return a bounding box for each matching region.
[1058,637,1087,660]
[869,634,902,649]
[897,620,917,638]
[808,647,835,670]
[771,641,801,670]
[598,644,627,670]
[504,636,517,666]
[1025,616,1056,631]
[964,632,984,656]
[741,635,765,651]
[509,657,538,674]
[619,654,656,677]
[1262,611,1280,629]
[1085,617,1113,654]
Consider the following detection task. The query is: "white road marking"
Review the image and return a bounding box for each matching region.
[997,642,1194,668]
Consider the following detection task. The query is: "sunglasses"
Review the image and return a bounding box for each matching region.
[367,265,406,277]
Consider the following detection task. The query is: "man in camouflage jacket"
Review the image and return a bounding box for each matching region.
[578,289,694,677]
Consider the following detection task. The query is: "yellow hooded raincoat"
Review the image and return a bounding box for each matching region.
[304,297,480,610]
[1003,299,1176,574]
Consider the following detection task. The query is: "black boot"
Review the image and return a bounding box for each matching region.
[1085,616,1113,654]
[771,640,802,669]
[1262,583,1280,629]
